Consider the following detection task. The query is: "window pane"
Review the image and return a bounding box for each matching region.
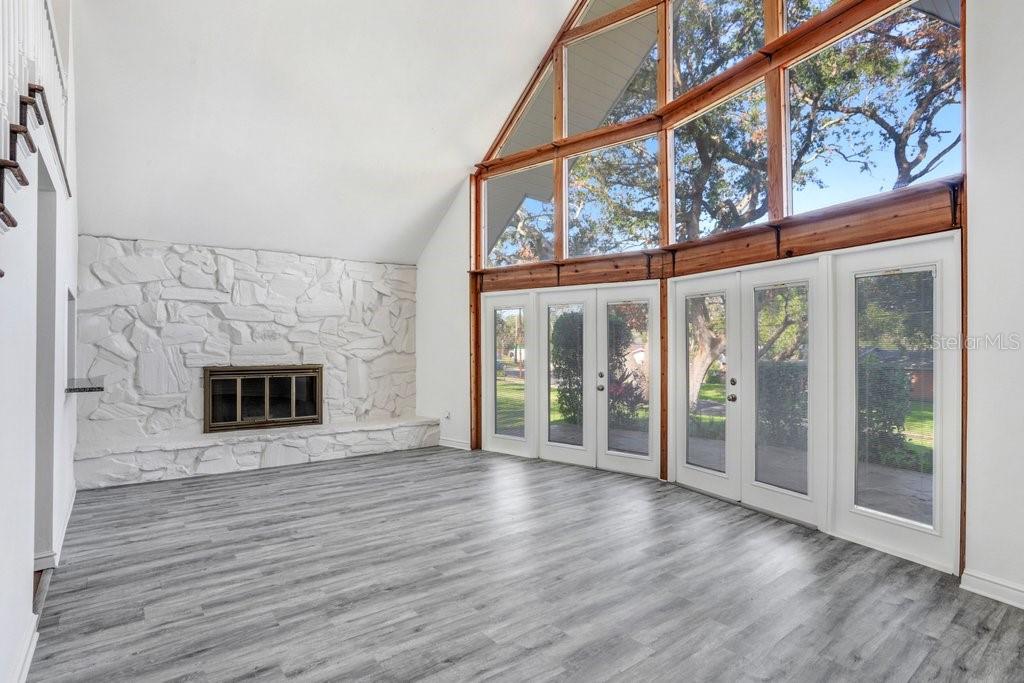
[607,302,650,455]
[673,0,764,97]
[241,377,266,422]
[855,271,935,525]
[567,135,660,257]
[485,163,555,267]
[269,376,292,419]
[789,3,962,215]
[686,294,727,473]
[499,66,553,157]
[295,376,317,417]
[577,0,634,26]
[754,284,809,494]
[784,0,841,30]
[211,378,237,424]
[495,308,526,438]
[674,83,769,242]
[567,11,658,137]
[548,304,585,446]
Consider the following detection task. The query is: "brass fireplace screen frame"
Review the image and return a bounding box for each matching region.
[203,364,324,433]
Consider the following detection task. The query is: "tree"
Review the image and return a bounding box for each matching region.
[789,5,962,192]
[550,310,584,424]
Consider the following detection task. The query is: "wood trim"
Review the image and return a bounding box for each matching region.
[656,1,670,107]
[658,127,673,246]
[0,203,15,228]
[554,46,566,141]
[471,173,483,270]
[27,84,73,197]
[10,124,36,154]
[554,158,566,261]
[765,68,787,221]
[480,263,559,292]
[482,0,590,160]
[19,95,44,126]
[0,159,28,186]
[764,0,785,42]
[675,225,779,276]
[475,176,962,292]
[777,177,959,258]
[481,115,663,178]
[659,277,668,480]
[561,0,661,44]
[469,273,483,449]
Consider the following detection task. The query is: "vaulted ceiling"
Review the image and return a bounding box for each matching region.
[72,0,575,264]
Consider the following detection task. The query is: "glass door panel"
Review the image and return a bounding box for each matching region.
[753,283,810,495]
[685,294,728,473]
[494,307,527,439]
[597,284,660,478]
[606,302,651,456]
[548,304,585,447]
[854,270,935,526]
[537,291,597,467]
[483,293,534,457]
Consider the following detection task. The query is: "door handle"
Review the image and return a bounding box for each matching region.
[597,385,605,391]
[727,394,737,402]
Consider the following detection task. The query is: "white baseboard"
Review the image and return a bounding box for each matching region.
[439,437,471,450]
[961,569,1024,610]
[16,627,38,683]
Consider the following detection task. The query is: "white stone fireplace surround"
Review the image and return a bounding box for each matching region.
[75,236,438,488]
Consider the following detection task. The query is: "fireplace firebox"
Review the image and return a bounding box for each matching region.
[203,365,323,433]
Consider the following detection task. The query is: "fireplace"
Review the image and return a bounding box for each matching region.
[203,365,323,433]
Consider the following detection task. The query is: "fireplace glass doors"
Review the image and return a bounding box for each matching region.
[204,365,323,433]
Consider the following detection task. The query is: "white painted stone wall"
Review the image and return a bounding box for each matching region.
[75,236,438,488]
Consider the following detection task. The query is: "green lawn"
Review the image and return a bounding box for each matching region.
[495,378,526,434]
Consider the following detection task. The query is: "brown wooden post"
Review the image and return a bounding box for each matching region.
[470,272,482,450]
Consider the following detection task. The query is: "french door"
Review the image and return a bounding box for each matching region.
[484,283,660,478]
[832,236,961,573]
[672,234,960,571]
[482,293,534,457]
[595,284,660,478]
[673,260,826,526]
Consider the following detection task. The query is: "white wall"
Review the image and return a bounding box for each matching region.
[961,0,1024,609]
[72,0,573,263]
[33,150,79,571]
[0,155,41,683]
[416,181,471,449]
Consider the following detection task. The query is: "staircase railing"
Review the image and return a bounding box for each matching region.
[1,0,73,231]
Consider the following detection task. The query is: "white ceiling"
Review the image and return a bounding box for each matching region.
[72,0,575,264]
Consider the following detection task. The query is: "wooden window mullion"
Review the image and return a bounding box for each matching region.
[554,45,567,260]
[764,0,788,222]
[657,1,670,107]
[658,128,673,247]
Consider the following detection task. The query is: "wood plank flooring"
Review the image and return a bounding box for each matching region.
[29,447,1024,681]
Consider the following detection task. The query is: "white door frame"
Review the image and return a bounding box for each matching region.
[831,233,961,573]
[596,282,661,478]
[482,291,536,458]
[536,289,597,467]
[670,272,742,500]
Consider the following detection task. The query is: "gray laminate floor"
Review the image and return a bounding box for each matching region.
[29,447,1024,682]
